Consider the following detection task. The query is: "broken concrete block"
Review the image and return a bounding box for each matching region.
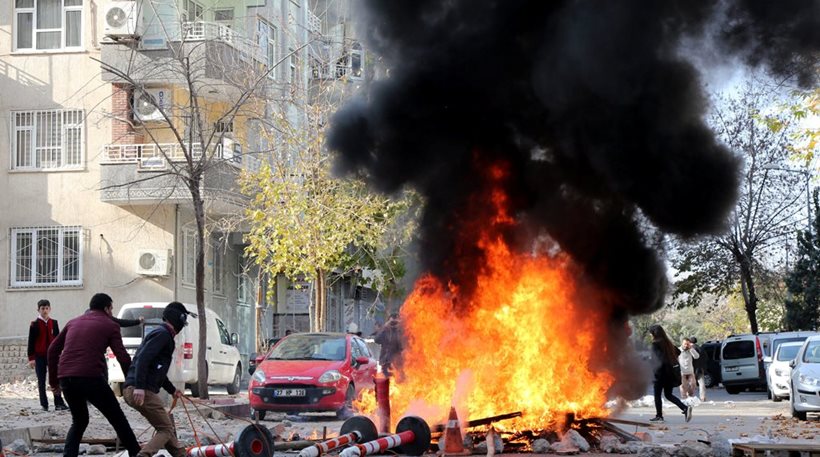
[637,444,671,457]
[634,432,653,443]
[87,444,107,455]
[532,438,552,454]
[565,429,591,452]
[599,435,621,453]
[9,438,30,454]
[672,440,712,457]
[709,432,731,457]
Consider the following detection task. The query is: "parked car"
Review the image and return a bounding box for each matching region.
[699,340,722,387]
[789,335,820,420]
[767,341,803,402]
[763,331,815,372]
[248,332,377,420]
[721,334,766,394]
[107,302,243,397]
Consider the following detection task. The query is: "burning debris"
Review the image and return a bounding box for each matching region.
[327,0,819,433]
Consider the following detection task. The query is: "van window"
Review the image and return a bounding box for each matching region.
[120,308,165,338]
[216,319,231,345]
[804,341,820,363]
[723,341,755,360]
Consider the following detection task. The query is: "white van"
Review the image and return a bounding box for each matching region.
[106,302,243,396]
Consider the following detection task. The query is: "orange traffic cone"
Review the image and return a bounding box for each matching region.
[442,406,470,455]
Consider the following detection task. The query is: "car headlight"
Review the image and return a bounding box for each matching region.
[774,368,784,377]
[318,370,342,383]
[252,370,266,383]
[798,374,820,387]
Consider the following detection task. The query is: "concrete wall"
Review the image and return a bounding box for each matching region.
[0,337,33,384]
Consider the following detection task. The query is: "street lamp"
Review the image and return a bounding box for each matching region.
[762,164,813,236]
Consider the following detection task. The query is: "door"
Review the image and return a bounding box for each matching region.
[213,317,235,382]
[351,337,377,389]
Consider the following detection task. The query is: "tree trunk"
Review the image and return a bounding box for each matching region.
[191,181,209,400]
[313,269,327,331]
[738,256,760,334]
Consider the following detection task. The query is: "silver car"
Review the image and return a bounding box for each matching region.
[789,335,820,420]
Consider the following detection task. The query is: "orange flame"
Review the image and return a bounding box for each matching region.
[369,161,617,431]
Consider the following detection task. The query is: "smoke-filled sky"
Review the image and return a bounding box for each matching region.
[327,0,819,315]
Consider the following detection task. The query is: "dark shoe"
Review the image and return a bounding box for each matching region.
[649,416,664,422]
[42,406,49,411]
[684,406,693,422]
[55,404,69,411]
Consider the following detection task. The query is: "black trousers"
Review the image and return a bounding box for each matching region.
[59,377,140,457]
[34,356,65,409]
[653,381,687,417]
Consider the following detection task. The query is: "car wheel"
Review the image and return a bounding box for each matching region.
[336,384,355,420]
[251,407,267,421]
[772,391,782,402]
[226,365,241,395]
[790,383,807,420]
[703,373,714,388]
[725,386,741,395]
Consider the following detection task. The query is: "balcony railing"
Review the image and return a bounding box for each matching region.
[102,142,255,170]
[307,11,321,35]
[181,21,264,63]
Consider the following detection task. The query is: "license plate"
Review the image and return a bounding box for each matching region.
[725,367,739,372]
[273,388,306,397]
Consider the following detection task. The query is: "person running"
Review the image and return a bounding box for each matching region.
[27,299,67,411]
[122,302,191,457]
[648,324,692,423]
[48,293,140,457]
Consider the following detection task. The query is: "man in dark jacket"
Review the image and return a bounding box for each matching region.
[690,337,709,401]
[48,293,140,457]
[28,299,67,411]
[373,313,403,377]
[123,302,190,457]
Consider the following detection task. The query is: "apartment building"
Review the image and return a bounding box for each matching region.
[0,0,315,365]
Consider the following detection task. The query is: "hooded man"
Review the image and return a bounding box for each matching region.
[122,302,192,457]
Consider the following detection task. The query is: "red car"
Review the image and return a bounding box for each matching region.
[249,332,377,420]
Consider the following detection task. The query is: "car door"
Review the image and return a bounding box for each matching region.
[213,318,234,382]
[352,337,377,389]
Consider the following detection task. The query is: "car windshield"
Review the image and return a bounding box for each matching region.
[267,334,347,361]
[803,341,820,364]
[777,345,801,361]
[772,337,806,358]
[723,341,755,359]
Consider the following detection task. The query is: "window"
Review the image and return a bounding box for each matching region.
[237,256,254,305]
[212,241,224,295]
[216,319,230,345]
[257,19,276,78]
[15,0,83,51]
[182,0,203,21]
[182,228,197,286]
[11,109,84,170]
[10,226,82,288]
[722,341,755,360]
[289,48,299,84]
[350,42,364,79]
[214,8,233,28]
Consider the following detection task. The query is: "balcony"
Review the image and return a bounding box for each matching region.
[100,142,254,213]
[181,22,264,64]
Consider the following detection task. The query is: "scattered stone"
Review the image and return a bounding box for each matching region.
[708,432,731,457]
[208,410,225,420]
[78,443,90,454]
[282,420,293,427]
[9,438,30,454]
[46,443,65,453]
[565,429,591,452]
[634,432,653,443]
[552,433,581,455]
[599,435,621,453]
[532,438,553,454]
[475,433,503,453]
[618,441,646,454]
[672,440,711,457]
[87,444,107,454]
[637,444,670,457]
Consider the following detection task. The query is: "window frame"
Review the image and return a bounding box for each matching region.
[257,18,277,79]
[182,228,197,287]
[10,109,85,171]
[14,0,85,52]
[9,225,83,288]
[212,240,225,296]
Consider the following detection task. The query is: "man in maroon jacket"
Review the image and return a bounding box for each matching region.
[27,299,67,411]
[48,293,140,457]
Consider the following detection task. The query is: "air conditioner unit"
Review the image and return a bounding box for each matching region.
[220,137,242,164]
[104,1,140,38]
[136,249,171,276]
[133,88,171,123]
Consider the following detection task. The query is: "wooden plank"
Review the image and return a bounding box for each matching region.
[599,417,652,427]
[732,442,820,457]
[32,438,119,445]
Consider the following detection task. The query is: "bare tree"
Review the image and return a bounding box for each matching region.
[672,83,808,334]
[96,1,308,398]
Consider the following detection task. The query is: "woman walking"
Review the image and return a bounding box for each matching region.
[648,324,692,423]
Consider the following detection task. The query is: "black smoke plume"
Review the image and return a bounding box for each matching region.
[327,0,819,315]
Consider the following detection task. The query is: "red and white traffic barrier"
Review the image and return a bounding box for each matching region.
[187,424,274,457]
[298,416,378,457]
[339,416,431,457]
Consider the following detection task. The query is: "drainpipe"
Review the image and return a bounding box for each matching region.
[174,204,179,301]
